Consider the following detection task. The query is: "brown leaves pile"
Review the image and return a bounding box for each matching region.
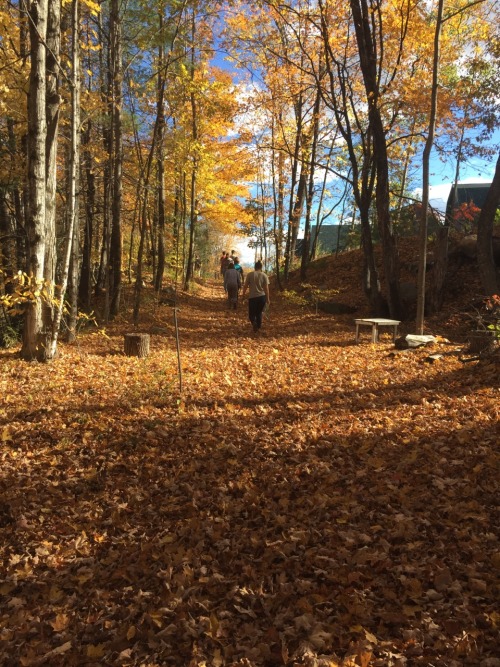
[0,272,498,666]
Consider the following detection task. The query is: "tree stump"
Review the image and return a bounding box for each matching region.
[124,333,150,358]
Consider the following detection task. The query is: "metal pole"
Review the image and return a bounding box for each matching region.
[173,307,182,394]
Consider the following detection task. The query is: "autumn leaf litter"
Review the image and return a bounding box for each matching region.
[0,258,499,666]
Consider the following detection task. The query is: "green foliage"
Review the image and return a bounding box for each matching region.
[485,295,500,340]
[465,295,500,343]
[300,283,340,302]
[63,310,99,338]
[283,283,341,310]
[0,270,55,315]
[0,322,20,349]
[282,289,309,307]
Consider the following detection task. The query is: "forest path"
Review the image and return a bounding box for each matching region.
[170,276,358,411]
[0,279,498,665]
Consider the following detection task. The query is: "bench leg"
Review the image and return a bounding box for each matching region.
[355,324,360,343]
[372,324,378,343]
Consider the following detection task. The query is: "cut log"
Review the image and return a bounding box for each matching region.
[124,333,150,358]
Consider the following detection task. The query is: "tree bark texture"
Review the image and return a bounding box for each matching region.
[349,0,401,319]
[416,0,444,333]
[22,0,48,360]
[109,0,123,317]
[284,97,303,281]
[154,16,167,293]
[300,85,321,282]
[79,121,95,311]
[124,333,150,358]
[184,15,198,291]
[44,0,60,285]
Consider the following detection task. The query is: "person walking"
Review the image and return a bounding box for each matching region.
[233,257,244,285]
[241,260,270,333]
[220,251,228,278]
[224,259,242,310]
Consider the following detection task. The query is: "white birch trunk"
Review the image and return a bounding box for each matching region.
[22,0,48,360]
[39,0,61,360]
[48,0,80,358]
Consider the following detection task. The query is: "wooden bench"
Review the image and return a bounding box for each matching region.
[355,318,401,343]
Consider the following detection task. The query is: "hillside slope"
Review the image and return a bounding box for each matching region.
[284,236,489,340]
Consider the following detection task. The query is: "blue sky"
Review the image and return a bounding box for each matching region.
[234,147,498,265]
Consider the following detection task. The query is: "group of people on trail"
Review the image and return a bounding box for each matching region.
[219,250,270,333]
[220,250,244,310]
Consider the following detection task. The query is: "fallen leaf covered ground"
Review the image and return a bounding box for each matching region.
[0,248,499,667]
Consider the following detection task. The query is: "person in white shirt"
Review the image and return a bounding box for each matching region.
[241,260,270,333]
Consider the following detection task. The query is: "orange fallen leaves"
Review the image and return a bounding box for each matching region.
[0,276,498,666]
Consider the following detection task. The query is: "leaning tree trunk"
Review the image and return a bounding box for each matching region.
[477,151,500,297]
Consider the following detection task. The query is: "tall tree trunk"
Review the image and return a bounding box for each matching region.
[22,0,48,360]
[416,0,445,334]
[96,8,110,311]
[284,100,303,281]
[79,120,95,311]
[133,193,148,325]
[184,12,198,291]
[359,205,386,314]
[289,165,307,269]
[66,0,81,345]
[7,119,27,270]
[39,0,62,360]
[477,151,500,297]
[373,113,401,317]
[318,0,384,314]
[270,122,284,290]
[184,166,197,290]
[44,0,60,286]
[109,0,123,318]
[0,192,15,290]
[48,0,80,354]
[350,0,401,318]
[300,86,321,281]
[276,145,285,289]
[154,12,167,292]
